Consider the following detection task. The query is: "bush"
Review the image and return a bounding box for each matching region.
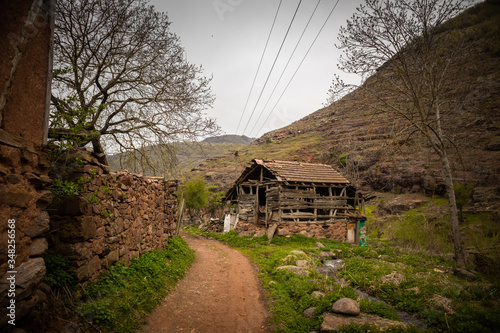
[42,250,77,290]
[181,178,208,209]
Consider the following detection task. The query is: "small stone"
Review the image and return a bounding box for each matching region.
[29,238,48,257]
[303,307,317,319]
[311,291,325,299]
[277,228,289,236]
[25,173,43,187]
[320,312,406,332]
[38,282,51,295]
[331,298,360,316]
[299,230,311,237]
[36,190,53,208]
[290,250,306,256]
[454,268,478,281]
[25,211,50,237]
[6,174,21,184]
[316,242,325,248]
[320,251,337,260]
[14,258,47,301]
[275,265,310,277]
[0,186,32,208]
[254,230,266,238]
[296,260,309,268]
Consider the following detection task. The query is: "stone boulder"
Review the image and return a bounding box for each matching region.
[331,298,360,316]
[253,230,266,238]
[320,251,337,260]
[453,268,478,281]
[275,265,310,277]
[311,291,325,299]
[303,307,317,319]
[320,312,406,332]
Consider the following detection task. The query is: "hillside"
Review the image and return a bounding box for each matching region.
[107,135,255,177]
[190,1,500,210]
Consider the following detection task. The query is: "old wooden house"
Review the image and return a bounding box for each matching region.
[224,159,366,243]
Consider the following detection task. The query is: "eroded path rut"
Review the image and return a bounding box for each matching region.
[141,232,271,333]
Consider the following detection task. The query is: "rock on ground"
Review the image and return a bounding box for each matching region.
[331,298,360,316]
[275,265,310,276]
[320,312,407,332]
[303,307,317,319]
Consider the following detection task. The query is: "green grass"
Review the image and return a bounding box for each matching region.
[187,227,500,332]
[77,237,195,332]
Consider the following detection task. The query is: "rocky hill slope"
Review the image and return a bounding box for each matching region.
[107,135,255,177]
[191,1,500,210]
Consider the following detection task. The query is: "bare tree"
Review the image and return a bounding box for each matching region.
[50,0,219,173]
[331,0,478,266]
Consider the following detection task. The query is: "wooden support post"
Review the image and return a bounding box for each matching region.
[313,184,317,222]
[265,185,269,227]
[329,186,333,217]
[255,185,259,224]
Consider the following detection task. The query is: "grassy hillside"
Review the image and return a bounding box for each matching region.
[107,135,255,177]
[189,1,500,211]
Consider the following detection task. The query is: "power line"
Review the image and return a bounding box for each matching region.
[254,0,340,137]
[235,0,283,134]
[241,0,303,136]
[247,0,322,136]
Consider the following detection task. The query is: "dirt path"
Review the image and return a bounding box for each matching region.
[140,232,271,333]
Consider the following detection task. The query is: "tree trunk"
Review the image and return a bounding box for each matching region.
[440,151,466,267]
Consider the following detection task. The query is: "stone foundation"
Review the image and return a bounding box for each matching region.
[235,221,348,241]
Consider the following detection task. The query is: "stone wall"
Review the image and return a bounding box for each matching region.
[235,221,348,241]
[48,154,178,284]
[0,131,53,326]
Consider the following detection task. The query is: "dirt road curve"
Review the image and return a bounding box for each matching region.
[141,232,271,333]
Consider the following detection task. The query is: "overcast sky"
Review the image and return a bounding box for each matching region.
[150,0,364,138]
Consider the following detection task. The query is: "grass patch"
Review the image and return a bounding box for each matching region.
[186,227,500,332]
[76,237,194,332]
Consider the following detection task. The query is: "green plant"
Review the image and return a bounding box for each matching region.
[181,178,209,210]
[86,189,100,204]
[207,185,225,216]
[339,153,348,167]
[359,298,400,321]
[454,183,473,222]
[78,237,195,332]
[42,250,77,290]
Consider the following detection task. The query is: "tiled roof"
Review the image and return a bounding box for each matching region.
[255,159,350,184]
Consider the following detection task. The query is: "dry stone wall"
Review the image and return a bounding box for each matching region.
[48,155,178,284]
[0,131,53,327]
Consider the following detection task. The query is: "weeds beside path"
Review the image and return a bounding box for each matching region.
[141,232,271,333]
